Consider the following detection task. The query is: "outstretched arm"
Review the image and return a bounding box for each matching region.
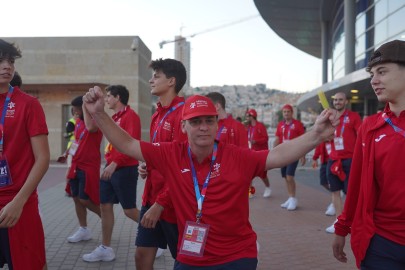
[83,86,144,162]
[266,109,338,170]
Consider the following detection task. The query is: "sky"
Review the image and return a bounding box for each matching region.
[2,0,322,93]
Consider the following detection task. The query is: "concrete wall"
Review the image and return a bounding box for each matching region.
[6,36,152,160]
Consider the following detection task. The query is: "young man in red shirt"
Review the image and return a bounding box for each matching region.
[274,104,306,210]
[66,96,102,243]
[325,92,362,233]
[83,89,338,269]
[245,109,271,198]
[333,40,405,269]
[83,85,141,262]
[135,58,187,269]
[0,39,50,270]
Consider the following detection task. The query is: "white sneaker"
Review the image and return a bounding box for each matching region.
[287,198,297,211]
[326,219,337,234]
[280,198,291,208]
[263,187,272,198]
[155,248,164,258]
[83,245,115,262]
[67,227,92,243]
[325,203,336,216]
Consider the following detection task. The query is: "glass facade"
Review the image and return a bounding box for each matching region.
[331,0,405,80]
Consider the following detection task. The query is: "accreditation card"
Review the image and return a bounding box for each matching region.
[179,221,210,257]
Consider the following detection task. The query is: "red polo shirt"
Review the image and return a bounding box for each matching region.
[141,141,268,266]
[105,105,140,168]
[247,121,269,150]
[275,118,305,144]
[143,96,187,223]
[329,109,362,160]
[216,115,248,147]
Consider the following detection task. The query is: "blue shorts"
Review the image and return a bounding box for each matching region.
[0,228,13,269]
[135,205,179,259]
[174,258,258,270]
[100,165,138,209]
[69,169,90,200]
[319,163,328,187]
[281,160,299,178]
[361,234,405,269]
[326,159,351,193]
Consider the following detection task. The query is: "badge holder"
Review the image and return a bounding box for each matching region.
[179,221,210,257]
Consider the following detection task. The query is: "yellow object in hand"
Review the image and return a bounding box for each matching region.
[318,90,330,109]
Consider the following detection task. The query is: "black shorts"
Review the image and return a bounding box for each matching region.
[0,228,13,269]
[319,163,328,187]
[100,165,138,209]
[174,258,258,270]
[326,159,351,193]
[281,160,299,177]
[135,205,179,259]
[69,169,89,200]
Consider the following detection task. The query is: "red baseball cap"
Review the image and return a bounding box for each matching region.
[247,109,257,118]
[282,104,293,111]
[182,95,218,120]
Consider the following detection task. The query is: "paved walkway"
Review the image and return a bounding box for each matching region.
[28,164,357,269]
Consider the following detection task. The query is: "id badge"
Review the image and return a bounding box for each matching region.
[68,142,79,156]
[325,142,332,155]
[334,137,344,150]
[0,157,13,188]
[179,221,210,257]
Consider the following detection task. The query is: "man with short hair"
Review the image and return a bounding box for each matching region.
[135,58,187,269]
[333,40,405,269]
[83,85,141,262]
[325,92,361,233]
[66,96,102,243]
[83,88,338,269]
[206,92,248,147]
[245,109,271,198]
[274,104,306,210]
[0,39,50,270]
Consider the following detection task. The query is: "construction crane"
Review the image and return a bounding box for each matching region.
[159,14,260,49]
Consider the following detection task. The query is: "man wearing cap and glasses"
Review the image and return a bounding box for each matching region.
[332,40,405,269]
[83,89,338,269]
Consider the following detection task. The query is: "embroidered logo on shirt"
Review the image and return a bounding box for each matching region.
[6,101,15,118]
[181,168,190,173]
[210,163,221,178]
[374,134,387,142]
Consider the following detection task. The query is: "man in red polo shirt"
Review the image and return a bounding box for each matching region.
[0,39,50,270]
[333,40,405,269]
[83,85,141,262]
[325,92,361,234]
[135,58,187,269]
[245,109,271,198]
[83,88,338,269]
[274,104,305,211]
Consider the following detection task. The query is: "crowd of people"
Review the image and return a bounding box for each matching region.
[1,37,405,270]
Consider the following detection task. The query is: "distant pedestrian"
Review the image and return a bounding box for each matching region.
[83,85,141,262]
[312,141,334,215]
[325,92,361,233]
[65,95,102,243]
[245,109,272,198]
[274,104,306,210]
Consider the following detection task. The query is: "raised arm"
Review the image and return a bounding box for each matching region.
[266,109,338,170]
[83,86,144,162]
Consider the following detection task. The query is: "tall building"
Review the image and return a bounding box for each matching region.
[174,35,191,94]
[255,0,405,117]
